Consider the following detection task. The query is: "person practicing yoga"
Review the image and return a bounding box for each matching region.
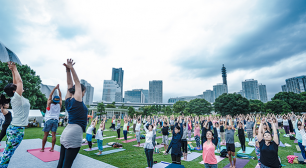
[194,117,201,148]
[237,120,246,153]
[116,118,121,139]
[202,130,218,168]
[96,116,106,155]
[181,117,189,161]
[57,59,88,168]
[0,95,12,142]
[161,117,169,153]
[253,121,261,166]
[165,116,184,165]
[1,61,30,167]
[86,117,97,151]
[298,115,306,163]
[143,122,155,168]
[257,118,281,168]
[135,116,142,147]
[41,84,62,152]
[123,116,128,143]
[225,121,236,168]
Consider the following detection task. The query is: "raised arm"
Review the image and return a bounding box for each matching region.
[257,118,264,142]
[8,62,23,96]
[47,85,58,107]
[270,119,279,145]
[64,59,74,100]
[58,85,62,107]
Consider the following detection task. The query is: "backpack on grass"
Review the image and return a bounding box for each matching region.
[220,149,227,157]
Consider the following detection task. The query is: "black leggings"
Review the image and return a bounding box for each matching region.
[0,124,9,141]
[239,136,246,151]
[117,129,120,138]
[181,140,187,153]
[88,141,92,149]
[171,154,181,165]
[57,144,80,168]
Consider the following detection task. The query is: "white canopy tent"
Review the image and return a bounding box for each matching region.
[8,109,44,127]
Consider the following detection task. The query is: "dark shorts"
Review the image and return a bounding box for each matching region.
[226,143,235,152]
[42,119,58,132]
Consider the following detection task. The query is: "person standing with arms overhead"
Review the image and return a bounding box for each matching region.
[237,120,246,153]
[0,61,30,167]
[41,84,62,152]
[57,59,88,168]
[225,120,236,168]
[202,130,218,168]
[0,95,12,142]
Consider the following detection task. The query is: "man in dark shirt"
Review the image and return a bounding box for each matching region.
[162,122,169,153]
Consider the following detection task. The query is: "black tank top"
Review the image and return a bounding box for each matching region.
[3,111,12,125]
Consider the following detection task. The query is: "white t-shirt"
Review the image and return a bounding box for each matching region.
[135,123,141,131]
[86,125,95,134]
[45,104,61,121]
[133,119,136,124]
[11,92,30,127]
[95,129,103,140]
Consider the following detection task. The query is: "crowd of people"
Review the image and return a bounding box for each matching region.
[0,60,305,168]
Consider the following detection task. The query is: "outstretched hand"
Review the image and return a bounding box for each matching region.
[63,59,75,69]
[7,61,17,71]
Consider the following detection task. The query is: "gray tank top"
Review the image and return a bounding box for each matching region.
[60,124,83,148]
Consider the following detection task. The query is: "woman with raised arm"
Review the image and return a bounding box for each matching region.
[298,116,306,163]
[257,118,281,168]
[202,130,218,168]
[41,84,62,152]
[123,116,128,143]
[0,62,30,167]
[57,59,88,168]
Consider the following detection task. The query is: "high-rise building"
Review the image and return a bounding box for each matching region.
[281,85,287,92]
[203,90,214,103]
[124,89,145,103]
[40,84,58,99]
[222,64,227,85]
[284,76,306,93]
[237,90,243,96]
[81,79,94,105]
[168,95,203,103]
[259,84,268,103]
[111,68,124,101]
[242,79,260,100]
[213,83,228,100]
[0,41,22,64]
[141,89,149,103]
[102,80,122,102]
[149,80,163,103]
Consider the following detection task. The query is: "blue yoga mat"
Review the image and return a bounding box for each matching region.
[237,147,254,154]
[215,146,226,153]
[95,148,125,155]
[245,138,255,142]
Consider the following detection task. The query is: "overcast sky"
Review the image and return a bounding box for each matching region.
[1,0,306,103]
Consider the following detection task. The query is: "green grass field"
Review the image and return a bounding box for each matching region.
[9,121,304,168]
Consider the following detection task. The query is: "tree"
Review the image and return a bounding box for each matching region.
[61,100,65,112]
[119,103,128,109]
[214,93,249,116]
[128,106,136,116]
[97,102,105,113]
[265,99,291,114]
[165,106,172,116]
[173,101,188,114]
[272,92,302,112]
[106,104,116,108]
[249,99,264,112]
[300,92,306,101]
[185,99,212,115]
[0,61,48,112]
[143,106,152,116]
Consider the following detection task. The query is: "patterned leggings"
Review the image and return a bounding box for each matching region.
[195,135,200,147]
[0,125,24,167]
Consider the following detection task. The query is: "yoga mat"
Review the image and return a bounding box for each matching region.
[296,145,301,151]
[294,153,304,162]
[104,136,116,139]
[122,138,137,143]
[165,164,185,168]
[188,137,195,141]
[294,139,298,143]
[199,156,225,164]
[83,145,111,151]
[27,147,60,162]
[0,148,3,152]
[195,145,202,151]
[220,142,226,146]
[181,152,202,161]
[237,147,255,155]
[149,161,170,168]
[156,136,163,139]
[81,142,97,146]
[48,135,61,137]
[255,163,260,168]
[133,143,145,147]
[155,144,165,148]
[279,141,286,147]
[95,148,126,155]
[215,146,226,153]
[117,136,132,140]
[223,158,249,168]
[245,138,255,142]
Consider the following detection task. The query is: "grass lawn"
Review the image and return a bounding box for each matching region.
[6,121,304,168]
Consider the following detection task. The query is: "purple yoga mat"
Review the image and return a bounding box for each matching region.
[294,139,298,143]
[279,141,286,147]
[133,143,145,147]
[181,152,202,161]
[155,144,164,148]
[122,138,137,143]
[199,156,225,164]
[194,145,202,151]
[156,136,163,139]
[223,158,249,168]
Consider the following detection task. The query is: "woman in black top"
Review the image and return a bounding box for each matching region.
[258,118,281,168]
[0,94,12,141]
[237,121,246,153]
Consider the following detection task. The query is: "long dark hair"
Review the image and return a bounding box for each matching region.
[3,83,17,97]
[68,84,86,94]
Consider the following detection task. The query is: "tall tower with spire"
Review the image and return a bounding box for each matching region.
[222,64,227,85]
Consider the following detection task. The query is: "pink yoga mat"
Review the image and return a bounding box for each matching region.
[0,148,3,152]
[122,138,137,143]
[117,136,132,140]
[27,147,60,162]
[133,143,145,147]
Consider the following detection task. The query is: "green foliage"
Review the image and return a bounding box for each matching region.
[214,93,249,116]
[61,100,65,112]
[97,102,105,112]
[119,103,128,109]
[173,101,188,114]
[106,103,116,108]
[128,106,136,116]
[0,61,47,112]
[249,99,264,112]
[265,99,291,114]
[164,106,172,116]
[300,92,306,101]
[185,99,212,115]
[272,92,302,112]
[143,106,152,116]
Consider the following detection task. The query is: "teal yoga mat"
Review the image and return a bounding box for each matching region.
[95,148,126,155]
[245,138,255,142]
[48,135,61,137]
[214,146,226,153]
[237,147,254,155]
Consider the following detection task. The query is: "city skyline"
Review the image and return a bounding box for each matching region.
[1,1,306,103]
